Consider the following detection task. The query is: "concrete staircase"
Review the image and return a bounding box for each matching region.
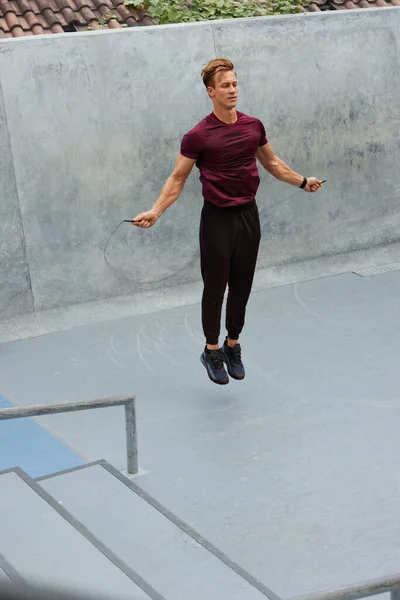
[0,461,272,600]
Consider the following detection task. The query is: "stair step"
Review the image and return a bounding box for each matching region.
[0,469,151,599]
[0,550,23,583]
[0,567,10,581]
[41,463,271,600]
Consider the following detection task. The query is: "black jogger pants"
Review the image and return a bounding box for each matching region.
[199,199,261,346]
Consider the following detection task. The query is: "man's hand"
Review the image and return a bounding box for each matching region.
[132,210,159,229]
[304,177,323,193]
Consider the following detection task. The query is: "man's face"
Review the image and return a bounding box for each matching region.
[208,70,238,110]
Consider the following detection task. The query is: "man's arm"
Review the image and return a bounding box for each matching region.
[133,154,196,228]
[256,143,322,192]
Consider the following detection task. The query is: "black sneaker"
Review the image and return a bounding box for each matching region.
[221,340,245,380]
[200,347,229,385]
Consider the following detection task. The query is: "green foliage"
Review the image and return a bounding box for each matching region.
[124,0,305,25]
[86,11,128,29]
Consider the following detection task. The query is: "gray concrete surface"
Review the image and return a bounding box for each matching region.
[214,10,400,268]
[0,23,211,319]
[1,269,400,597]
[0,81,33,321]
[41,464,273,600]
[0,470,151,599]
[1,8,400,335]
[2,239,400,344]
[0,568,10,581]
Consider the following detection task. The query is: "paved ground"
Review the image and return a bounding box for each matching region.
[1,268,400,598]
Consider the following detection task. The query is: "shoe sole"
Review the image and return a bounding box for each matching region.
[200,354,229,385]
[221,351,245,380]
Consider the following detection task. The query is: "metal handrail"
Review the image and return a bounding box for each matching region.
[0,395,138,475]
[290,573,400,600]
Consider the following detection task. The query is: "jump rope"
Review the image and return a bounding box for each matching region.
[103,218,197,284]
[103,180,326,284]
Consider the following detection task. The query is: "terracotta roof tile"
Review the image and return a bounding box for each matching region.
[1,0,399,37]
[306,3,322,11]
[304,0,400,10]
[24,10,45,31]
[0,0,153,36]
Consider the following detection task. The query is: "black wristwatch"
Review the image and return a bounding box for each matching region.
[299,177,307,189]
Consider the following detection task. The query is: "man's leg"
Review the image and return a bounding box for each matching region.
[222,202,261,379]
[199,201,233,384]
[200,202,233,347]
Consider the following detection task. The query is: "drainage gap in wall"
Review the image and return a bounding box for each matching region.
[353,262,400,277]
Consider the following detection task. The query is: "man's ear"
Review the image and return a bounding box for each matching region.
[207,86,215,98]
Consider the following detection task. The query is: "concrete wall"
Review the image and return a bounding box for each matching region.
[1,8,400,322]
[0,80,33,320]
[213,11,400,268]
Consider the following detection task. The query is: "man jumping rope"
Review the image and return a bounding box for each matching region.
[133,58,323,385]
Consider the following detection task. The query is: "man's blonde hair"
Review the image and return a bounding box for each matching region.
[201,58,235,88]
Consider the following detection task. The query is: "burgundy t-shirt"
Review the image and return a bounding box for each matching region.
[180,111,267,207]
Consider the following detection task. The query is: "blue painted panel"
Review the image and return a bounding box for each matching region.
[0,394,85,478]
